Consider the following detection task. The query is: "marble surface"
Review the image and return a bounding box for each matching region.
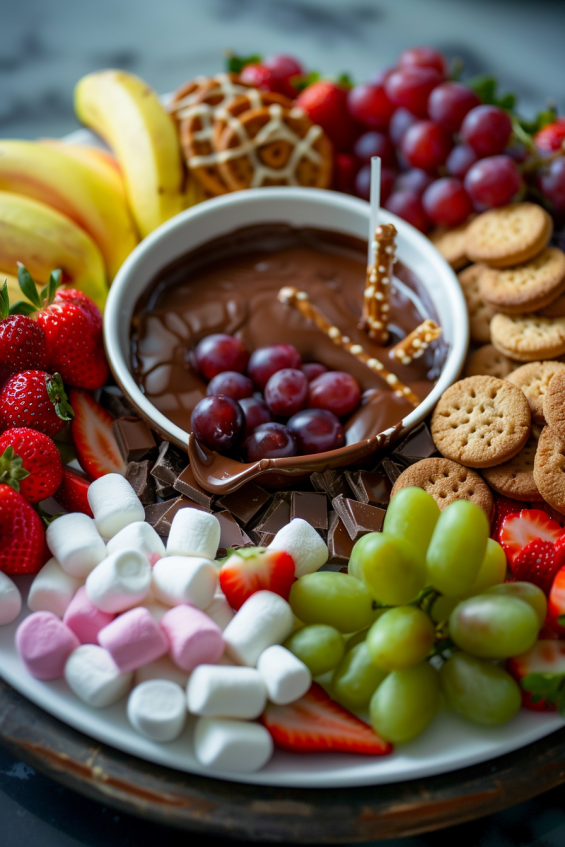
[3,0,565,843]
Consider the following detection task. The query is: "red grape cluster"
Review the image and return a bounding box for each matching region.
[190,334,361,461]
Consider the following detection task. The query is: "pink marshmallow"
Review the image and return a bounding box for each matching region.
[98,607,168,673]
[63,586,116,644]
[16,611,79,680]
[160,605,224,672]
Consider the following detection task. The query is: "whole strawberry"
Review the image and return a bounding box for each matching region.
[0,483,45,574]
[295,80,358,152]
[0,427,63,503]
[0,279,47,385]
[0,370,74,438]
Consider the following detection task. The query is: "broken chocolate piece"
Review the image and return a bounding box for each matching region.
[144,500,175,530]
[216,510,253,557]
[392,422,437,464]
[113,416,156,463]
[174,464,214,508]
[126,460,157,505]
[380,457,404,485]
[155,479,176,500]
[153,496,210,536]
[99,386,136,419]
[331,494,385,542]
[151,441,187,486]
[327,511,354,564]
[345,469,391,507]
[217,482,271,526]
[254,497,290,535]
[290,491,328,531]
[310,469,352,501]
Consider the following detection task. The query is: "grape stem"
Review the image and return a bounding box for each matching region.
[414,585,440,616]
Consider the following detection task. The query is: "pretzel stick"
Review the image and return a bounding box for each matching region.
[363,223,397,345]
[278,286,420,407]
[390,319,442,365]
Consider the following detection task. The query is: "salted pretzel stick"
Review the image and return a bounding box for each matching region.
[278,286,420,407]
[390,319,442,366]
[363,223,397,345]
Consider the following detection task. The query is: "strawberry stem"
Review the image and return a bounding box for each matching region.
[17,263,42,309]
[0,281,9,320]
[46,373,74,421]
[0,445,30,493]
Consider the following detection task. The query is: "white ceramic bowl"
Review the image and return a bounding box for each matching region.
[104,187,468,486]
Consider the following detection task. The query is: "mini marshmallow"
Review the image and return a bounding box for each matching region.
[63,586,115,644]
[65,644,133,707]
[85,549,151,613]
[140,596,170,622]
[27,558,83,618]
[205,594,235,631]
[187,665,267,719]
[106,521,166,566]
[160,605,224,672]
[127,680,187,742]
[46,513,106,578]
[0,572,22,626]
[134,655,190,688]
[98,607,168,672]
[223,591,293,667]
[87,473,145,538]
[257,644,311,705]
[152,556,216,609]
[166,509,221,560]
[269,518,328,577]
[193,717,273,773]
[16,612,79,680]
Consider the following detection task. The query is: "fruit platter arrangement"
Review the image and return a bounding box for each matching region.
[2,42,565,791]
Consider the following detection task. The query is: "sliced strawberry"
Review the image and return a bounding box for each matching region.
[219,547,295,610]
[261,682,392,756]
[510,537,562,596]
[69,389,126,480]
[491,495,521,541]
[499,509,562,565]
[54,466,93,517]
[508,640,565,711]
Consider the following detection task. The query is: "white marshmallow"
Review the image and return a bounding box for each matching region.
[65,644,133,707]
[187,665,267,719]
[222,591,294,667]
[106,521,166,566]
[87,473,145,538]
[139,596,170,622]
[85,549,151,613]
[193,717,273,772]
[257,644,311,705]
[134,655,190,688]
[166,509,221,560]
[27,558,83,618]
[127,680,187,742]
[46,513,106,578]
[205,594,235,631]
[269,518,328,577]
[152,556,217,609]
[0,572,21,626]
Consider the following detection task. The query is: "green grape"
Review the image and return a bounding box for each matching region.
[366,606,436,671]
[440,652,521,726]
[484,581,547,627]
[430,594,459,623]
[449,594,540,658]
[426,499,489,596]
[369,661,439,743]
[284,624,345,677]
[331,641,388,710]
[354,532,427,605]
[289,572,375,632]
[459,538,507,599]
[382,486,440,557]
[349,533,379,580]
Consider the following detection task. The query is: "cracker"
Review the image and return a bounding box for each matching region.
[464,344,518,379]
[429,223,469,270]
[479,247,565,314]
[543,370,565,427]
[391,457,493,516]
[466,203,553,268]
[457,263,496,344]
[533,424,565,515]
[538,292,565,318]
[430,375,531,468]
[490,314,565,362]
[481,434,542,501]
[507,360,565,425]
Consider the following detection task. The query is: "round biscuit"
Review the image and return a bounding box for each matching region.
[507,360,565,425]
[458,263,496,344]
[464,344,518,379]
[479,247,565,314]
[543,370,565,427]
[538,292,565,318]
[466,203,553,268]
[481,434,542,501]
[430,375,531,468]
[490,314,565,362]
[429,223,469,270]
[391,457,493,516]
[533,424,565,515]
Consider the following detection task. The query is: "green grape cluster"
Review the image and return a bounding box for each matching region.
[287,487,545,746]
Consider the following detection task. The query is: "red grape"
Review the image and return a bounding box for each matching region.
[264,368,308,417]
[347,83,395,129]
[353,131,396,167]
[422,178,473,227]
[243,422,297,462]
[401,120,453,171]
[427,82,480,132]
[460,105,513,157]
[399,46,448,77]
[296,81,358,152]
[539,157,565,214]
[355,164,395,202]
[446,143,478,178]
[389,108,419,147]
[248,344,301,390]
[371,67,395,86]
[535,118,565,155]
[395,168,434,195]
[191,395,244,452]
[384,190,430,232]
[302,362,328,382]
[239,396,273,437]
[309,371,361,417]
[287,409,344,454]
[384,66,443,118]
[206,371,254,401]
[194,334,249,380]
[464,155,522,207]
[334,153,357,194]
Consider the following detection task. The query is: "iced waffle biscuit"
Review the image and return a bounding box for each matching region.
[543,370,565,427]
[533,424,565,515]
[479,248,565,315]
[457,263,496,344]
[429,223,470,270]
[490,314,565,362]
[482,434,542,502]
[466,203,553,268]
[212,90,293,147]
[464,344,518,379]
[391,457,493,516]
[430,375,531,468]
[216,105,333,190]
[507,360,565,425]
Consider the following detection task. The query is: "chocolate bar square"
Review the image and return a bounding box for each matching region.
[151,441,188,486]
[216,510,253,557]
[345,469,391,507]
[173,464,214,508]
[217,482,271,526]
[290,491,328,531]
[126,460,157,505]
[331,494,385,541]
[113,416,156,463]
[327,511,354,564]
[310,469,352,501]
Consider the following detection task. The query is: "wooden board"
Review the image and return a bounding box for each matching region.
[1,680,565,842]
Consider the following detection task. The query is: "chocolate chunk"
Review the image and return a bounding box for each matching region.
[99,386,136,419]
[327,511,354,564]
[216,510,253,557]
[155,479,176,500]
[345,469,391,507]
[254,497,290,536]
[144,500,175,530]
[310,469,352,501]
[290,491,328,531]
[173,464,214,508]
[331,494,385,541]
[113,416,157,463]
[217,483,271,526]
[379,457,404,485]
[392,423,437,465]
[126,460,157,505]
[151,441,187,486]
[153,496,210,536]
